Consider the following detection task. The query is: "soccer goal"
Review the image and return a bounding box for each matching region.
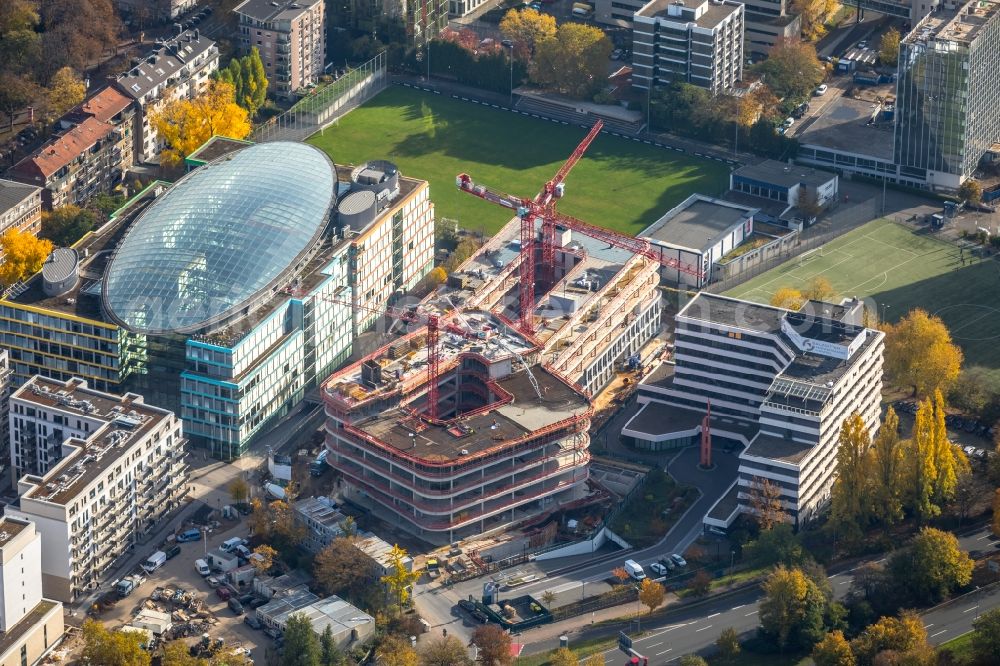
[798,246,824,266]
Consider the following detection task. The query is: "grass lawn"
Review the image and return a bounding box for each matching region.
[518,636,618,666]
[609,469,696,548]
[307,86,730,236]
[726,218,1000,377]
[938,632,975,664]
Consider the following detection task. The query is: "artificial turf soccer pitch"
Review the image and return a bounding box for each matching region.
[726,218,1000,374]
[307,85,731,236]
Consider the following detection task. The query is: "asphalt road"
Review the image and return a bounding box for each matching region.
[527,526,1000,664]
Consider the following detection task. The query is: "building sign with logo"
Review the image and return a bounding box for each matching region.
[780,318,863,360]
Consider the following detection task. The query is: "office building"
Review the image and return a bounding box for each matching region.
[632,0,744,94]
[117,0,198,21]
[740,0,800,55]
[234,0,326,99]
[6,376,187,602]
[325,206,665,542]
[0,141,435,459]
[113,30,219,163]
[894,0,1000,190]
[623,293,884,525]
[0,180,42,241]
[330,0,447,46]
[0,517,64,666]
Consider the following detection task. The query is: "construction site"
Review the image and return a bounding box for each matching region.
[322,122,704,544]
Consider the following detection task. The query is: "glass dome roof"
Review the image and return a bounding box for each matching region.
[103,142,335,334]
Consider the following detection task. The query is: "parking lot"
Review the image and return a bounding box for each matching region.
[97,515,267,662]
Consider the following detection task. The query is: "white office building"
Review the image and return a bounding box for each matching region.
[624,293,884,525]
[6,377,188,602]
[632,0,744,94]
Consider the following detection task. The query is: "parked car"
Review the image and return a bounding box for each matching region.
[782,117,795,128]
[857,40,868,49]
[176,528,201,543]
[649,562,667,577]
[611,48,622,60]
[658,556,676,571]
[470,610,489,624]
[244,615,262,630]
[228,598,244,615]
[165,545,182,560]
[263,626,282,640]
[670,553,687,567]
[195,559,211,576]
[814,84,829,95]
[216,587,232,601]
[458,599,477,613]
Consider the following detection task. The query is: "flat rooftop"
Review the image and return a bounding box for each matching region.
[732,160,836,190]
[234,0,322,22]
[905,1,1000,45]
[354,367,588,462]
[0,600,59,659]
[0,517,29,546]
[743,432,813,465]
[641,195,756,253]
[797,92,894,161]
[679,292,786,333]
[15,377,172,505]
[624,401,759,441]
[706,483,740,521]
[636,0,741,28]
[185,136,254,166]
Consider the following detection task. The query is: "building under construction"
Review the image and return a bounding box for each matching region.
[322,123,670,542]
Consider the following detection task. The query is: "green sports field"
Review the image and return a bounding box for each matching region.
[307,86,730,236]
[727,218,1000,373]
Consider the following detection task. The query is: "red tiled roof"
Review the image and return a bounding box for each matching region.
[13,117,116,180]
[78,86,132,123]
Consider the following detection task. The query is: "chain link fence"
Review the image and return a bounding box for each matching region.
[252,52,388,144]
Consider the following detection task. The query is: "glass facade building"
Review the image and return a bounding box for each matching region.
[894,0,1000,190]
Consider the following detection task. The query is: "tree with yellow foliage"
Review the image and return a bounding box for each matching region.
[883,308,963,398]
[802,276,836,301]
[771,287,805,310]
[381,544,420,611]
[792,0,841,41]
[931,389,961,505]
[812,630,855,666]
[831,412,872,530]
[905,398,939,521]
[44,66,86,121]
[869,406,904,526]
[152,81,251,167]
[499,8,556,58]
[532,23,613,99]
[850,611,932,666]
[638,578,666,614]
[0,229,52,286]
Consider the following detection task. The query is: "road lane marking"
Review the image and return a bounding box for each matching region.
[924,624,933,629]
[839,580,851,585]
[642,624,687,639]
[647,642,663,648]
[695,625,713,632]
[731,605,745,611]
[963,605,979,613]
[978,534,990,540]
[656,649,673,656]
[707,613,721,618]
[931,630,948,638]
[745,610,758,616]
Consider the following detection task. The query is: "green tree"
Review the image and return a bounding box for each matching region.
[381,544,420,610]
[812,630,855,666]
[376,635,418,666]
[471,624,514,666]
[81,619,151,666]
[879,28,900,66]
[888,527,973,605]
[716,627,741,660]
[677,656,708,666]
[419,635,473,666]
[959,179,983,205]
[971,608,1000,663]
[0,229,52,286]
[245,47,268,116]
[759,565,828,651]
[831,412,873,530]
[89,192,125,219]
[884,308,963,398]
[532,23,613,99]
[639,577,666,612]
[0,73,39,132]
[40,204,98,246]
[753,39,825,101]
[319,624,343,666]
[869,407,904,526]
[281,613,321,666]
[744,523,804,566]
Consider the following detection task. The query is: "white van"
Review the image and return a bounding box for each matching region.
[195,559,211,576]
[142,550,167,574]
[572,6,590,16]
[624,559,646,581]
[221,537,246,553]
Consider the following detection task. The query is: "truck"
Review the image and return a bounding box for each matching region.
[142,551,167,574]
[115,574,147,597]
[624,559,646,581]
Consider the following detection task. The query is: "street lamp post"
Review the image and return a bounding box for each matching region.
[504,43,514,107]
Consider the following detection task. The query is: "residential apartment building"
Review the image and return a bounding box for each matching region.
[7,117,127,210]
[741,0,800,55]
[330,0,447,46]
[623,293,884,525]
[632,0,744,94]
[234,0,326,99]
[0,517,64,666]
[62,86,138,172]
[6,376,188,602]
[894,0,1000,190]
[0,179,42,240]
[113,29,219,163]
[117,0,198,21]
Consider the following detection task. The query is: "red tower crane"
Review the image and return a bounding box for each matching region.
[457,122,704,335]
[316,296,485,423]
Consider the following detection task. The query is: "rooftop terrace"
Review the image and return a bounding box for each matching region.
[905,0,1000,45]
